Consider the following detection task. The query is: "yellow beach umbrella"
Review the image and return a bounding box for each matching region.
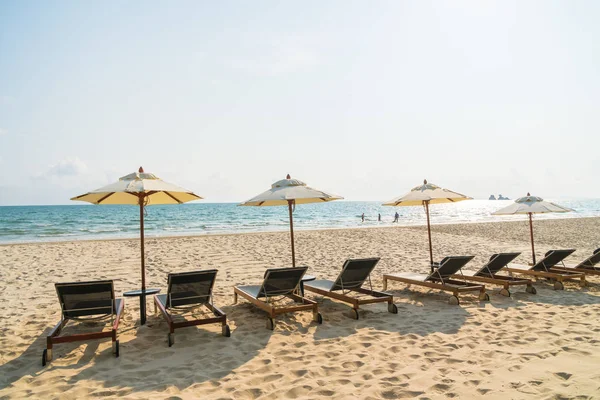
[239,174,343,267]
[383,179,472,271]
[492,193,572,264]
[71,167,202,323]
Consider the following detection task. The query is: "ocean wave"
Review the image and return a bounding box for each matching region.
[36,233,78,237]
[1,199,599,244]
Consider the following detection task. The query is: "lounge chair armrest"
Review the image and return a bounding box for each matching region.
[207,303,226,317]
[112,298,125,331]
[48,318,67,339]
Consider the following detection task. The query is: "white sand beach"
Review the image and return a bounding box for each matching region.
[1,217,599,399]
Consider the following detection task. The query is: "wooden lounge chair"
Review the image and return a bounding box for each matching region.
[451,252,537,297]
[43,280,124,366]
[154,270,230,347]
[505,249,586,290]
[303,258,398,319]
[550,248,600,277]
[382,256,489,305]
[233,266,322,330]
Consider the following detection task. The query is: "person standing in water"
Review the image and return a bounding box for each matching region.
[361,213,365,222]
[394,212,399,223]
[378,213,381,222]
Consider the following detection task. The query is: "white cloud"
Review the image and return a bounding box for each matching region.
[27,158,111,198]
[0,128,7,136]
[46,157,88,177]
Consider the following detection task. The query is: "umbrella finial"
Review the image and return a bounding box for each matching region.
[527,192,530,196]
[424,179,427,184]
[286,174,291,179]
[139,166,144,173]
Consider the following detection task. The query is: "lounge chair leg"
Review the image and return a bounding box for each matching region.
[580,277,586,287]
[499,288,510,297]
[42,347,52,366]
[112,340,119,357]
[222,324,231,337]
[448,295,460,305]
[46,339,53,362]
[382,278,387,291]
[154,302,157,315]
[168,333,174,347]
[554,281,564,290]
[314,311,323,324]
[479,290,490,301]
[526,285,537,294]
[388,302,398,314]
[350,308,359,320]
[233,292,238,304]
[266,318,275,330]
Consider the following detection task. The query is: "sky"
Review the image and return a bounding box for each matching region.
[0,1,599,205]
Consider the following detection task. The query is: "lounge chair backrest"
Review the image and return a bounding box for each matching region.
[427,256,474,281]
[533,249,576,271]
[475,253,521,276]
[167,270,217,308]
[258,266,308,298]
[437,257,450,266]
[331,258,380,291]
[55,280,115,319]
[576,248,600,269]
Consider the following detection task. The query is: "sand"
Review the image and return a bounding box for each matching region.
[1,217,599,399]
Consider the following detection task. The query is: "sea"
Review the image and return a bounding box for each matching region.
[1,199,599,245]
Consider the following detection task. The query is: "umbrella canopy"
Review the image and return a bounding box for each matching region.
[492,193,572,264]
[71,170,201,205]
[240,176,343,206]
[492,194,572,215]
[71,167,202,324]
[382,180,471,207]
[239,174,343,266]
[383,179,472,270]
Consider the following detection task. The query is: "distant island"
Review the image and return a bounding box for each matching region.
[489,194,509,200]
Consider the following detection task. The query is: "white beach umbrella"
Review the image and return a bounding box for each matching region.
[71,167,202,323]
[492,193,572,264]
[239,174,343,267]
[383,179,472,271]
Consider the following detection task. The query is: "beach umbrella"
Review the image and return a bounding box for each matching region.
[492,193,572,264]
[382,179,472,272]
[71,167,202,322]
[239,174,343,267]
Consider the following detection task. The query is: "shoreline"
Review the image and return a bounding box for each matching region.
[2,215,599,247]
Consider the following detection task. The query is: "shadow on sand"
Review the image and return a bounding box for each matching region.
[2,282,599,396]
[307,288,472,342]
[0,303,273,396]
[483,278,600,309]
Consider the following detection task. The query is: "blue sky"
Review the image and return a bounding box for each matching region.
[1,1,599,205]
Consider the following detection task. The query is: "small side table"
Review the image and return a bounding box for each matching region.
[300,274,316,297]
[123,288,160,326]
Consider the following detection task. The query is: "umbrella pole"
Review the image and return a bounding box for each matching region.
[425,201,434,272]
[529,212,536,265]
[139,197,147,325]
[288,200,296,267]
[140,198,146,290]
